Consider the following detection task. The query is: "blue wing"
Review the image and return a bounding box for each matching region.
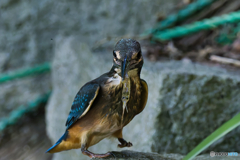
[65,83,100,129]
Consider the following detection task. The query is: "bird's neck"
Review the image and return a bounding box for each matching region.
[127,68,141,79]
[109,66,141,79]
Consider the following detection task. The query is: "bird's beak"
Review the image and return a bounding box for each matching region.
[121,56,128,80]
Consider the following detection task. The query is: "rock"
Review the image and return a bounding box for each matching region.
[0,52,9,72]
[150,66,240,154]
[95,150,239,160]
[0,0,179,71]
[46,36,240,160]
[97,150,181,160]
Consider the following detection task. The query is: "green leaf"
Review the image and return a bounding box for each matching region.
[183,112,240,160]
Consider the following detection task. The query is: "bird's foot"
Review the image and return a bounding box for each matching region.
[81,148,115,159]
[118,138,133,148]
[118,141,132,148]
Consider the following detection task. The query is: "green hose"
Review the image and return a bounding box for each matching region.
[0,91,51,131]
[142,0,216,36]
[0,63,51,131]
[0,62,51,84]
[152,11,240,41]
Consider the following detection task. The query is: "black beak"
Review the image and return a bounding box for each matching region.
[121,56,127,80]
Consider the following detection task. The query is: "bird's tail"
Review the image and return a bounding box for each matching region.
[46,131,69,153]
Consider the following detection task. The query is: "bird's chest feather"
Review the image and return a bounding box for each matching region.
[101,73,142,127]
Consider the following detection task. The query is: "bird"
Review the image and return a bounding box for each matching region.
[46,38,148,158]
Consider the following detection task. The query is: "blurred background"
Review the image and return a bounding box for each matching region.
[1,0,240,160]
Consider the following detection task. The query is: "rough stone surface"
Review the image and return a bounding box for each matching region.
[152,72,240,154]
[0,0,177,71]
[96,150,240,160]
[98,150,181,160]
[46,37,240,160]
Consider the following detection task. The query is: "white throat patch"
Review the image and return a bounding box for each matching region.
[106,73,122,86]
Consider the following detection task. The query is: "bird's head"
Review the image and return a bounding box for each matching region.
[112,39,143,80]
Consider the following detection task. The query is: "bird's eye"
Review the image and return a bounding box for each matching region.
[113,51,121,65]
[115,59,121,65]
[113,51,117,58]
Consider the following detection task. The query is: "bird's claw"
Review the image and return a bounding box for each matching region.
[118,141,133,148]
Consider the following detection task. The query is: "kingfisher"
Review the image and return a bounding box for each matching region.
[46,39,148,158]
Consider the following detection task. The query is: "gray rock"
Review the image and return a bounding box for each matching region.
[149,66,240,154]
[0,0,178,70]
[46,36,240,160]
[97,150,181,160]
[96,150,240,160]
[0,52,9,72]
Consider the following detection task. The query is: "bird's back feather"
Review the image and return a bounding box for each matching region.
[65,83,99,129]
